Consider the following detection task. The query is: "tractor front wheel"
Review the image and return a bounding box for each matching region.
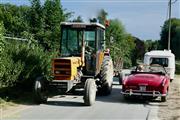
[33,76,48,104]
[83,78,97,106]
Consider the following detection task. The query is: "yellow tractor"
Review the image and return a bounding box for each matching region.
[33,22,113,106]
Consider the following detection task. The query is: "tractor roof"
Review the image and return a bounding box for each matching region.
[61,22,105,29]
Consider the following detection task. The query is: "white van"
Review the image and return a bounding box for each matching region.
[144,50,175,80]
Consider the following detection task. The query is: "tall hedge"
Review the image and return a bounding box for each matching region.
[0,22,6,87]
[0,32,57,89]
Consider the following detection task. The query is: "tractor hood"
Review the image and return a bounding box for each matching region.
[60,57,83,67]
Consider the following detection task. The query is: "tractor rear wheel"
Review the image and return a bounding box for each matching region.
[99,56,113,95]
[83,78,96,106]
[33,76,48,104]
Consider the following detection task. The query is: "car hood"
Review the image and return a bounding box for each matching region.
[125,73,165,86]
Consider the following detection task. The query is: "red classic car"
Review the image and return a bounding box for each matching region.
[121,64,170,102]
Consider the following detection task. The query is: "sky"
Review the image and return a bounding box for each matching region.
[0,0,180,40]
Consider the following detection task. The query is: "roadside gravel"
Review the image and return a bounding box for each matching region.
[158,75,180,120]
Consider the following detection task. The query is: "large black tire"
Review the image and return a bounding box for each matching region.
[118,73,123,85]
[83,78,96,106]
[99,56,113,95]
[161,88,168,102]
[123,95,130,100]
[33,76,48,104]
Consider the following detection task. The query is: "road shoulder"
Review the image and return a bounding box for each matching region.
[158,75,180,120]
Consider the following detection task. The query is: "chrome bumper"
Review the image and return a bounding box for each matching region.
[121,90,167,97]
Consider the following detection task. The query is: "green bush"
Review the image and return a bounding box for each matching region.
[0,36,57,89]
[0,22,5,53]
[0,53,23,88]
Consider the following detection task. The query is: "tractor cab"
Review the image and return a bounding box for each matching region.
[59,22,106,75]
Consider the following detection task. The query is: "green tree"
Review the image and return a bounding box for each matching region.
[89,18,97,23]
[97,9,108,25]
[160,18,180,59]
[106,19,135,68]
[0,22,4,53]
[29,0,43,35]
[72,15,83,22]
[144,39,160,52]
[43,0,65,50]
[0,4,30,37]
[132,37,146,65]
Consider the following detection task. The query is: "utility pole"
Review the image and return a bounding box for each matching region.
[168,0,172,50]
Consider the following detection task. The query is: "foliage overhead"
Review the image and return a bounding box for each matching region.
[72,16,83,22]
[106,19,136,68]
[160,18,180,59]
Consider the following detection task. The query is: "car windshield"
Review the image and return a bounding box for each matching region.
[61,28,95,57]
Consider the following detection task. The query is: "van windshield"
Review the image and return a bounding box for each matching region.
[150,58,168,67]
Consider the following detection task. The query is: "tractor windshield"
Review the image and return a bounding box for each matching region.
[61,27,95,57]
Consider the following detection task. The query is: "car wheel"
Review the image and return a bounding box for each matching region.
[161,96,167,102]
[123,95,130,100]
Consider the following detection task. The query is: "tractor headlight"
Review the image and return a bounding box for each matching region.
[55,70,60,74]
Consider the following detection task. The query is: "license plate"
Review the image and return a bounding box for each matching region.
[139,86,146,91]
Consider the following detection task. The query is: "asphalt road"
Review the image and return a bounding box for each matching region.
[5,78,160,120]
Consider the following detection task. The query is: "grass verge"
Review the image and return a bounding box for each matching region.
[0,86,34,111]
[0,98,17,110]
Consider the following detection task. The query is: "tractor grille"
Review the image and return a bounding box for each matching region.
[53,59,71,78]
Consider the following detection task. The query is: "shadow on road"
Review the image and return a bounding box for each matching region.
[46,100,85,107]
